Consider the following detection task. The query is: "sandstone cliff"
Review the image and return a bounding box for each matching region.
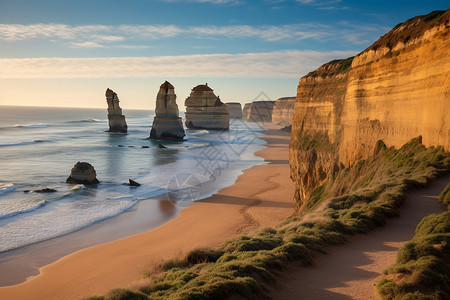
[272,97,296,126]
[290,9,450,210]
[185,84,229,130]
[247,101,276,122]
[150,81,185,140]
[226,102,243,119]
[106,88,127,133]
[242,103,251,121]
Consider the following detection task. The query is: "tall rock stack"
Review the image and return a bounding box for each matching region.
[242,103,251,121]
[184,84,229,130]
[149,81,185,140]
[226,102,243,119]
[105,88,127,133]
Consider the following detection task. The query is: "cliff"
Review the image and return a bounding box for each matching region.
[185,84,229,130]
[271,97,296,126]
[226,102,243,119]
[242,103,251,121]
[150,81,185,140]
[247,101,276,122]
[105,88,127,133]
[290,9,450,210]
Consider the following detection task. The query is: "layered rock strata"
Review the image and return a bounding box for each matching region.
[290,9,450,209]
[150,81,185,140]
[272,97,296,126]
[226,102,243,119]
[66,162,99,184]
[185,84,229,130]
[105,88,127,133]
[247,101,276,122]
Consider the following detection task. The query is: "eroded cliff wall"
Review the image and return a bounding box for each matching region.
[272,97,296,126]
[290,10,450,209]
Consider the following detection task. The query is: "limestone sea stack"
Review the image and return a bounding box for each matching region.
[272,97,296,126]
[149,81,185,140]
[226,102,242,119]
[184,84,229,130]
[247,101,276,122]
[105,88,127,133]
[66,162,100,184]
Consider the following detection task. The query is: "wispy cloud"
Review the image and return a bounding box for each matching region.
[0,50,357,79]
[0,22,383,45]
[160,0,243,4]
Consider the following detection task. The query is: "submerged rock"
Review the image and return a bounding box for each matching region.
[106,88,128,133]
[34,188,57,193]
[129,179,141,186]
[184,84,229,130]
[150,81,185,140]
[157,144,167,148]
[66,162,100,184]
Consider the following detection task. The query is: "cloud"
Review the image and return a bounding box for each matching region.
[160,0,243,4]
[0,22,383,45]
[0,50,357,79]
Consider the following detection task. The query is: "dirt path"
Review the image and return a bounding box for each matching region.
[269,176,449,300]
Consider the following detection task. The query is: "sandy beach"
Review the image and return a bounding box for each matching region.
[0,128,295,300]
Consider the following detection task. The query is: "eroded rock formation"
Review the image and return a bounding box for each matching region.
[247,101,275,122]
[290,9,450,210]
[272,97,296,126]
[226,102,242,119]
[150,81,185,140]
[66,162,100,184]
[185,84,229,130]
[105,88,127,133]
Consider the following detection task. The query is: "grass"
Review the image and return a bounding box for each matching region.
[86,136,450,300]
[376,182,450,300]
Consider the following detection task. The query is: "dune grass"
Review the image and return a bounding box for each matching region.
[376,182,450,300]
[86,136,450,300]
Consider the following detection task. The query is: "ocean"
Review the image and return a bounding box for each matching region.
[0,105,266,255]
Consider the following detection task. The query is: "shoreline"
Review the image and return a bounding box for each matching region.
[0,127,295,300]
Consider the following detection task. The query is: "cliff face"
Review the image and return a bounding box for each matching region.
[226,102,243,119]
[290,10,450,209]
[272,97,296,126]
[247,101,276,122]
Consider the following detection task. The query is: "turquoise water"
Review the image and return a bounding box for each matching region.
[0,106,266,253]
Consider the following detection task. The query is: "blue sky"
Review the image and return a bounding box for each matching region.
[0,0,448,109]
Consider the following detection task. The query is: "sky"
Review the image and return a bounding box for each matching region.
[0,0,448,110]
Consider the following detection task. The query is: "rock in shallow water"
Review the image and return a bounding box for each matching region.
[66,162,100,184]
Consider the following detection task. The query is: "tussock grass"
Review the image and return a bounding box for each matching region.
[87,137,449,300]
[377,182,450,300]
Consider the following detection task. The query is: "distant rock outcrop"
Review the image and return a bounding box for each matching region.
[242,103,251,121]
[66,162,99,184]
[149,81,185,140]
[226,102,242,119]
[105,88,127,133]
[185,84,229,130]
[272,97,296,126]
[247,101,276,122]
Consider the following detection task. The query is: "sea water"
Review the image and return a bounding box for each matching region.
[0,106,266,253]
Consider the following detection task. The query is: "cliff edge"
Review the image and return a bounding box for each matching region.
[290,9,450,210]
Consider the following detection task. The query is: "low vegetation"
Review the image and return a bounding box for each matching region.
[377,182,450,300]
[86,136,450,300]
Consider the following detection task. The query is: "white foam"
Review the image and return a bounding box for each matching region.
[0,183,15,195]
[14,123,48,128]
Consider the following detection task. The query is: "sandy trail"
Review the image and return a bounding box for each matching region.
[0,129,295,300]
[269,176,449,300]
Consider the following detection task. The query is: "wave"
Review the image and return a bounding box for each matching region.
[0,140,47,147]
[67,118,102,123]
[0,183,15,196]
[188,129,209,136]
[13,123,48,128]
[0,200,47,220]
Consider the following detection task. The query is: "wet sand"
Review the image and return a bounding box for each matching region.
[0,128,295,300]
